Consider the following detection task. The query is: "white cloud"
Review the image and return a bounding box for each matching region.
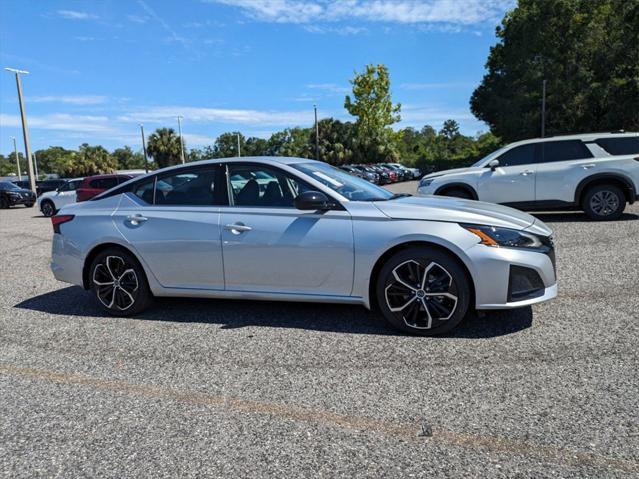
[29,95,108,105]
[306,83,350,94]
[211,0,513,25]
[57,10,98,20]
[118,106,314,126]
[137,0,188,45]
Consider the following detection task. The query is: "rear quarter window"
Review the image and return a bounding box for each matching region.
[594,137,639,156]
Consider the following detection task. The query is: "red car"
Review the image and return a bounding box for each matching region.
[76,174,137,202]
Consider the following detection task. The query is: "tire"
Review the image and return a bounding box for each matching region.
[439,188,473,200]
[25,202,34,208]
[89,247,152,316]
[40,200,56,217]
[582,184,625,220]
[376,247,471,336]
[0,196,8,209]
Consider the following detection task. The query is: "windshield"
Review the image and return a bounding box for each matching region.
[291,162,395,201]
[0,182,19,190]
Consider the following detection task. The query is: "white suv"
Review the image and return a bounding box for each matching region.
[417,132,639,220]
[37,178,83,217]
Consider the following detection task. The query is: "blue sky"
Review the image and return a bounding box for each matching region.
[0,0,514,155]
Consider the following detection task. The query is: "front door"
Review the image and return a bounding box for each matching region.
[477,143,537,205]
[113,165,227,290]
[221,163,354,296]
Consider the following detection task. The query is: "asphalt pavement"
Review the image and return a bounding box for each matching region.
[1,182,638,478]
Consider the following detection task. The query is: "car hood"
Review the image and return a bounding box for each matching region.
[423,166,483,179]
[373,195,539,230]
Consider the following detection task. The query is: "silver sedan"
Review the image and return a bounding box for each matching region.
[50,157,557,336]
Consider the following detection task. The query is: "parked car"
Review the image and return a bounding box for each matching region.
[76,174,137,202]
[417,132,639,220]
[380,163,408,181]
[350,165,380,184]
[50,157,557,336]
[11,180,32,190]
[0,181,36,208]
[36,179,67,196]
[37,178,84,217]
[370,164,396,183]
[339,165,364,179]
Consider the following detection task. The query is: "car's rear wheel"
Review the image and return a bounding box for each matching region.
[90,248,152,316]
[40,200,56,217]
[439,188,473,200]
[582,184,625,220]
[0,196,8,209]
[376,247,470,336]
[25,202,34,208]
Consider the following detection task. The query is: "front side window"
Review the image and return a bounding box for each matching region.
[496,144,537,167]
[228,164,312,207]
[595,137,639,156]
[540,140,593,163]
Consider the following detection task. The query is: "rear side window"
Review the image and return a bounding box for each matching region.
[90,178,119,189]
[496,144,536,167]
[540,140,593,163]
[594,137,639,156]
[133,167,227,206]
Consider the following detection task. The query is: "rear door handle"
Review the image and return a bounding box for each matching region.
[224,223,252,234]
[520,170,535,176]
[126,214,148,225]
[581,164,595,169]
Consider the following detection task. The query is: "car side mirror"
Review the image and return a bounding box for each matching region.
[488,159,500,171]
[294,191,336,210]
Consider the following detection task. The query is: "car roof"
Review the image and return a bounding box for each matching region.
[146,156,322,176]
[506,131,639,149]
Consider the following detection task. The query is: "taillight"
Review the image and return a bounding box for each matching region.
[634,156,639,162]
[51,214,75,234]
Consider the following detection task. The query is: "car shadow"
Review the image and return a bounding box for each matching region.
[532,211,639,223]
[15,286,532,339]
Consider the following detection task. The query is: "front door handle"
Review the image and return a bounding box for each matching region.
[224,222,252,234]
[581,164,595,169]
[520,170,535,176]
[126,214,148,225]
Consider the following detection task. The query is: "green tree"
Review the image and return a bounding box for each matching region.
[146,128,183,168]
[313,118,355,165]
[69,144,118,176]
[266,128,312,157]
[34,147,75,176]
[243,137,268,156]
[112,146,148,170]
[345,64,401,163]
[214,132,243,158]
[471,0,639,142]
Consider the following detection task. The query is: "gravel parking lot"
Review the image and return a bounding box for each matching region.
[1,182,638,478]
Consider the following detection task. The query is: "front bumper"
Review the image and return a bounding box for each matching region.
[7,194,35,205]
[465,242,557,310]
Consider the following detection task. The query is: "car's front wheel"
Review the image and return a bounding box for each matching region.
[40,200,56,217]
[582,184,626,220]
[90,248,152,316]
[376,247,470,336]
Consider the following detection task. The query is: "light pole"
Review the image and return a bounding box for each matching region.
[176,115,186,164]
[11,136,21,180]
[5,67,36,192]
[314,104,319,161]
[139,124,149,173]
[237,133,241,157]
[541,79,547,138]
[33,152,39,179]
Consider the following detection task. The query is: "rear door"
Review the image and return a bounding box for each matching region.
[113,165,227,290]
[534,140,595,203]
[477,143,537,204]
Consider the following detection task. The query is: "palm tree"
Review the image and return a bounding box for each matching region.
[146,128,183,168]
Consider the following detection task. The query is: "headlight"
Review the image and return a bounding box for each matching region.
[461,224,542,249]
[419,178,434,188]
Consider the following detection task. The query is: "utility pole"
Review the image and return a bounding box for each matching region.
[237,133,241,157]
[33,152,39,179]
[11,136,21,180]
[176,115,186,164]
[314,104,319,161]
[541,79,547,138]
[5,68,36,192]
[139,124,149,173]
